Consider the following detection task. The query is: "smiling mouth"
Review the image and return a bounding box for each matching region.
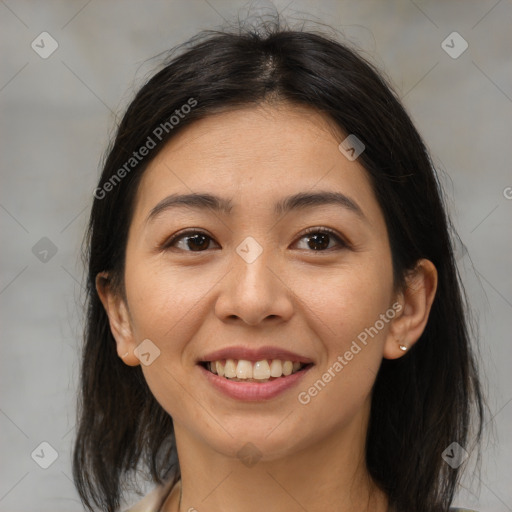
[199,359,312,382]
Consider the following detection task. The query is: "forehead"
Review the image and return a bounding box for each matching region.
[132,103,381,225]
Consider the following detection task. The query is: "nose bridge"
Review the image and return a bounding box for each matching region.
[215,234,292,325]
[233,234,276,302]
[237,236,272,286]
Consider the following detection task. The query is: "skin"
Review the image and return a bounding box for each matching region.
[97,102,437,512]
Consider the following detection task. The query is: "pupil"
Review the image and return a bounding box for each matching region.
[308,233,329,250]
[188,234,208,251]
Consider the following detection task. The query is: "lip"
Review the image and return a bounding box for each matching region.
[198,345,314,364]
[199,363,313,401]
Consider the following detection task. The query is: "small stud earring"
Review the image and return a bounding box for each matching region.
[398,344,407,352]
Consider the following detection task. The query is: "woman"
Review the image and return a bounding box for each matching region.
[72,18,484,512]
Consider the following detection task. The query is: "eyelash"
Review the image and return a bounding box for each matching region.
[161,226,349,253]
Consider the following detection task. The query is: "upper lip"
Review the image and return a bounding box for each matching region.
[198,346,314,364]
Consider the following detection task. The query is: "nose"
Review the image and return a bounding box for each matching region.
[214,241,294,326]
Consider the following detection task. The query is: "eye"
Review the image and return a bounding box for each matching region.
[294,227,348,252]
[161,227,348,253]
[162,230,219,252]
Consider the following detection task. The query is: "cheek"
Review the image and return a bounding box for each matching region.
[125,263,213,423]
[296,256,394,351]
[124,258,216,344]
[122,260,223,420]
[293,267,393,437]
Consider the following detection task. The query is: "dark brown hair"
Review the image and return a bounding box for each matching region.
[72,17,484,512]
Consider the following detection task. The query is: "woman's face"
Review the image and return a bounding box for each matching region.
[111,103,402,460]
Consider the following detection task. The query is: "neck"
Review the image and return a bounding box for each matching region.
[164,402,388,512]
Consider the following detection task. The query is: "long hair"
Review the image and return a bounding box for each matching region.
[72,18,484,512]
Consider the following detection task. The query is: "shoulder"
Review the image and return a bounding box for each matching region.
[123,477,176,512]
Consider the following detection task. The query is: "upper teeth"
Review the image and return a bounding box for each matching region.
[208,359,303,380]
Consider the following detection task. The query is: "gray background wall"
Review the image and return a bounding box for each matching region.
[1,1,511,510]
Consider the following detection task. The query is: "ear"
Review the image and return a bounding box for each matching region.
[383,259,438,360]
[96,271,140,366]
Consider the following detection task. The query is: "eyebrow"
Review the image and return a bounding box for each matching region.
[146,191,367,223]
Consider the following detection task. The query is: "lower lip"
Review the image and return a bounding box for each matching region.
[199,364,313,401]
